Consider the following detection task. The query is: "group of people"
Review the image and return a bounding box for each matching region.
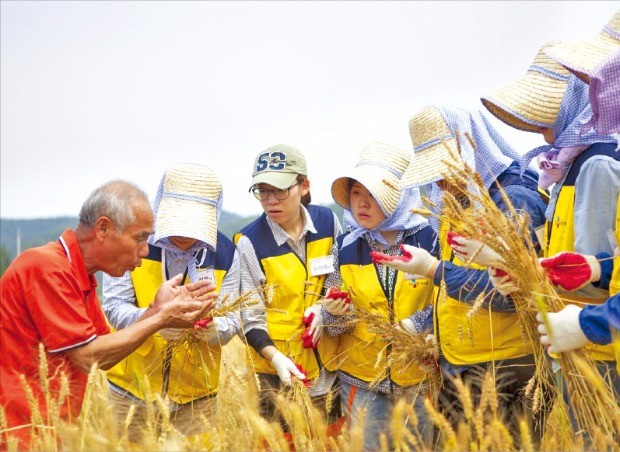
[1,10,619,451]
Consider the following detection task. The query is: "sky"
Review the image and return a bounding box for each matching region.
[1,2,618,220]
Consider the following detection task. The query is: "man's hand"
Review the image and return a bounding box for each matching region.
[539,252,601,291]
[302,304,323,349]
[372,244,438,278]
[271,351,307,386]
[448,232,504,268]
[150,275,217,312]
[536,305,589,353]
[156,281,218,328]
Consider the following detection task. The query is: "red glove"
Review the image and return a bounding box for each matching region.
[540,252,601,291]
[446,231,461,248]
[295,363,311,388]
[325,287,351,304]
[301,308,322,349]
[194,317,213,328]
[369,246,413,265]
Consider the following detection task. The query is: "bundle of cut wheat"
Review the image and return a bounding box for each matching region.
[420,138,619,444]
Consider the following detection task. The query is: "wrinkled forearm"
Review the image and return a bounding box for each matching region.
[66,313,166,372]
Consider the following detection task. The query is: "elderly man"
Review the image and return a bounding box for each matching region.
[0,180,217,449]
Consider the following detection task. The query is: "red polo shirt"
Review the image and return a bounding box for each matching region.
[0,229,110,447]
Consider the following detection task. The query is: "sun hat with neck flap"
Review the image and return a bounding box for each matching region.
[331,141,411,218]
[151,162,223,252]
[400,105,520,190]
[543,10,620,83]
[481,41,573,133]
[249,143,307,191]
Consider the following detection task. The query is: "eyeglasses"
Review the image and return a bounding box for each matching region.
[252,182,300,201]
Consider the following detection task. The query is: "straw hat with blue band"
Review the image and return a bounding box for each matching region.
[331,141,410,218]
[249,143,307,191]
[402,105,521,233]
[151,163,223,253]
[400,105,520,189]
[544,10,620,83]
[481,41,572,133]
[332,142,429,249]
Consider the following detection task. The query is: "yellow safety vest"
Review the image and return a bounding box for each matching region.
[435,221,533,365]
[237,205,339,379]
[545,144,618,362]
[337,233,435,386]
[106,238,233,404]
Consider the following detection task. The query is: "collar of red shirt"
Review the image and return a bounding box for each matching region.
[60,228,98,295]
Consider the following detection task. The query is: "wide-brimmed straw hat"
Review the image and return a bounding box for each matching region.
[249,144,307,191]
[331,142,410,217]
[544,10,620,83]
[400,105,459,189]
[154,163,222,249]
[481,41,572,133]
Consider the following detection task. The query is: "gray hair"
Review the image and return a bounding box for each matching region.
[79,180,149,232]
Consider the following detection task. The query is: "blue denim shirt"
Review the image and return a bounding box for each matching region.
[580,293,620,345]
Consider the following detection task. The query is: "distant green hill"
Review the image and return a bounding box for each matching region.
[0,203,345,265]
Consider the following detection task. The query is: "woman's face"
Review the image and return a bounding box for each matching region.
[257,178,310,226]
[169,236,198,251]
[349,181,386,230]
[539,127,555,145]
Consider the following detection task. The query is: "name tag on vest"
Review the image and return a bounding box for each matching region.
[309,256,335,276]
[196,267,215,283]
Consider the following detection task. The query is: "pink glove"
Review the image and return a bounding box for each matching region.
[539,252,601,291]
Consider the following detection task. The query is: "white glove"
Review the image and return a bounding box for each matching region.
[450,234,504,268]
[271,351,306,386]
[379,244,438,278]
[536,305,589,354]
[488,268,519,296]
[396,318,418,335]
[302,304,324,347]
[323,297,350,316]
[159,328,185,341]
[193,317,224,344]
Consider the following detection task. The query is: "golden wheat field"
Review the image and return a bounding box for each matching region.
[2,143,620,452]
[2,333,619,452]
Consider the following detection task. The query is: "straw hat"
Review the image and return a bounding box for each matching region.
[331,142,410,217]
[249,144,307,191]
[481,41,572,133]
[399,105,459,189]
[544,10,620,83]
[154,163,222,249]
